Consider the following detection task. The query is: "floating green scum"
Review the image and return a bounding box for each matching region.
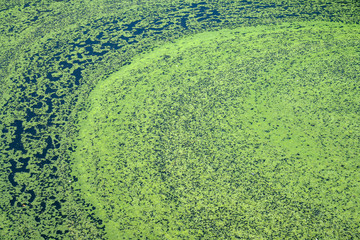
[0,0,360,239]
[73,22,360,239]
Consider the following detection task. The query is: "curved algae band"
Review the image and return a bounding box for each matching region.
[73,22,360,239]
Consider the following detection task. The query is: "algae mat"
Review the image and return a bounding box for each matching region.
[1,0,360,239]
[73,22,360,239]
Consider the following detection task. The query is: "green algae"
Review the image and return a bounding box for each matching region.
[0,0,360,239]
[73,22,360,239]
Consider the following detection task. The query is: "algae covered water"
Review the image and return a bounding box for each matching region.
[1,0,359,239]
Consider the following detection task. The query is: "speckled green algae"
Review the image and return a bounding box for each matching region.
[73,21,360,239]
[1,0,360,239]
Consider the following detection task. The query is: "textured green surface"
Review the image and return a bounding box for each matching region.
[73,22,360,239]
[0,0,360,239]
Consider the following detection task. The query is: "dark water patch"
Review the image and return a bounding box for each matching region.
[8,158,30,187]
[59,60,73,70]
[34,136,54,159]
[189,1,207,8]
[71,68,83,86]
[124,19,141,31]
[101,41,121,50]
[39,201,46,214]
[95,31,104,39]
[46,113,57,127]
[134,28,145,35]
[8,120,26,153]
[45,97,53,113]
[84,38,101,45]
[45,85,56,94]
[52,200,61,210]
[32,101,43,109]
[30,16,39,22]
[181,15,188,29]
[25,126,37,135]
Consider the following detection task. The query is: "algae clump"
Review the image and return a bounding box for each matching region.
[73,22,360,239]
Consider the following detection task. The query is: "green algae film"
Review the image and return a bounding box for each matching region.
[72,22,360,239]
[1,0,360,239]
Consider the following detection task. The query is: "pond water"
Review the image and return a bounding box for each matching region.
[0,1,359,239]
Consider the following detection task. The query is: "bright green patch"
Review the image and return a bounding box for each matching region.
[73,22,360,239]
